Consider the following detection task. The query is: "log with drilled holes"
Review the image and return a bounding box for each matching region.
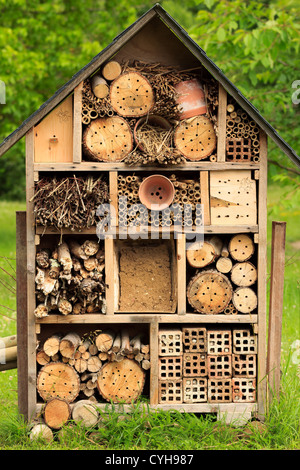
[228,234,255,262]
[82,116,133,162]
[232,287,257,313]
[231,261,257,287]
[174,115,217,160]
[187,270,233,314]
[37,362,80,402]
[109,71,155,117]
[96,358,146,403]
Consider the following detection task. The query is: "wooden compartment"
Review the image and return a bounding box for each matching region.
[106,237,177,313]
[34,96,73,163]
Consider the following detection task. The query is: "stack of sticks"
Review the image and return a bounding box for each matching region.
[226,102,260,162]
[34,238,105,318]
[32,175,109,232]
[117,174,202,227]
[37,329,150,400]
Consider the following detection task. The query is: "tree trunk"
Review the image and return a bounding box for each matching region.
[95,330,115,352]
[102,60,122,81]
[91,74,109,99]
[72,400,99,427]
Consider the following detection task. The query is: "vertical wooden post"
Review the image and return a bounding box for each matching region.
[73,81,83,163]
[150,318,159,405]
[267,221,286,401]
[199,171,210,226]
[177,234,186,315]
[109,171,119,227]
[257,130,268,419]
[217,83,227,162]
[25,128,37,420]
[105,236,116,315]
[16,211,28,419]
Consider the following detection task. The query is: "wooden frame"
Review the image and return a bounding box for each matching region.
[18,26,270,426]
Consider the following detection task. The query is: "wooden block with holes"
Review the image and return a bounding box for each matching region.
[210,170,257,225]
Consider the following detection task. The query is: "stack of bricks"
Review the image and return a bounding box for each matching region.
[158,327,257,404]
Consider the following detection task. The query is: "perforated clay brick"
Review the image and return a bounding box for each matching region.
[232,354,256,377]
[183,353,207,377]
[183,377,207,403]
[232,378,256,402]
[207,329,232,355]
[159,356,182,380]
[207,354,232,378]
[233,329,257,354]
[182,327,207,353]
[208,378,232,403]
[159,380,182,404]
[159,329,182,356]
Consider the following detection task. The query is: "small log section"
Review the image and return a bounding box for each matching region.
[186,236,223,268]
[43,398,71,430]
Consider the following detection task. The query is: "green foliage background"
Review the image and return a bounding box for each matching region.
[0,0,299,200]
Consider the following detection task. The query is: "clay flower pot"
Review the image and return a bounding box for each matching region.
[138,174,175,210]
[175,79,207,120]
[134,115,172,152]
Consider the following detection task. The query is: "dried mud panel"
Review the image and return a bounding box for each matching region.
[118,239,177,312]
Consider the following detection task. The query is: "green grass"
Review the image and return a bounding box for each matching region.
[0,187,299,451]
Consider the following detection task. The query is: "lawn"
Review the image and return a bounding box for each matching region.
[0,184,299,450]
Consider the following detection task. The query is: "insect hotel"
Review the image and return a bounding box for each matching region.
[1,5,299,430]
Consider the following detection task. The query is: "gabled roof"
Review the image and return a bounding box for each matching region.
[0,3,299,167]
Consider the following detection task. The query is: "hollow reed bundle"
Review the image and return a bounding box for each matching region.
[32,175,109,231]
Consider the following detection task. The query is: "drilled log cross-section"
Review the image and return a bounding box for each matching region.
[110,71,155,117]
[37,362,80,402]
[97,358,145,403]
[187,270,233,314]
[174,116,216,161]
[83,116,133,162]
[228,234,255,262]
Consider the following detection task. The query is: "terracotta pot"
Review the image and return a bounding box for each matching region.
[175,79,207,120]
[134,115,172,152]
[138,175,175,211]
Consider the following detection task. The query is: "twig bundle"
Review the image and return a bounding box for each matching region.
[32,175,109,231]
